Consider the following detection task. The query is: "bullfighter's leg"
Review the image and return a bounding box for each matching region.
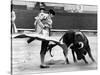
[40,40,49,68]
[71,49,77,63]
[61,43,69,64]
[86,45,95,62]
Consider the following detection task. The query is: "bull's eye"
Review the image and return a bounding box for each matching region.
[74,43,80,47]
[78,43,81,47]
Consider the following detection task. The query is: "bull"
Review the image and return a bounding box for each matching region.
[48,30,95,64]
[13,30,95,68]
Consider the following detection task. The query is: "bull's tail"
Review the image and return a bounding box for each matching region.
[59,36,63,42]
[59,37,62,42]
[59,34,64,44]
[48,34,64,57]
[48,36,64,57]
[48,43,57,57]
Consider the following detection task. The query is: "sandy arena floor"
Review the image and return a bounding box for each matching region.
[12,32,97,75]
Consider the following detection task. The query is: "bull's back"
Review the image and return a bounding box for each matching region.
[62,31,75,46]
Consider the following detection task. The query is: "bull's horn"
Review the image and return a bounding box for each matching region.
[69,43,74,48]
[78,42,84,49]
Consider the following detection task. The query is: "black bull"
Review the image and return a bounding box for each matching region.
[48,30,95,64]
[14,30,95,68]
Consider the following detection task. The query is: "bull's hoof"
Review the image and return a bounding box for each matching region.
[74,60,77,63]
[40,65,50,68]
[67,62,70,64]
[65,61,70,64]
[64,62,69,64]
[85,61,88,64]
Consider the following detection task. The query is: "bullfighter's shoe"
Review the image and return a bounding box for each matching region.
[40,65,50,68]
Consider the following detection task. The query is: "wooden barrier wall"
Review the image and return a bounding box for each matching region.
[14,9,97,30]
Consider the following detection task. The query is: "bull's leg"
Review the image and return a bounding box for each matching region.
[61,43,69,64]
[88,52,95,62]
[71,49,77,63]
[86,45,95,62]
[82,56,88,64]
[40,40,49,68]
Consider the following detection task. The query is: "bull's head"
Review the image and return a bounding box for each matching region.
[70,42,87,60]
[69,42,85,60]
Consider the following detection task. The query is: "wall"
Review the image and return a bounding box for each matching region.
[14,9,97,30]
